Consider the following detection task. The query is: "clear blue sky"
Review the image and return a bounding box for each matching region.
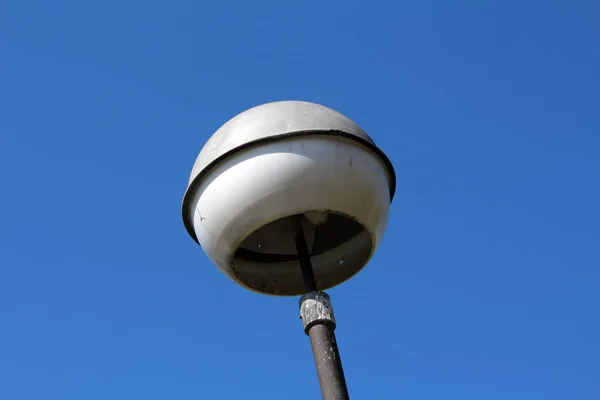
[1,1,599,399]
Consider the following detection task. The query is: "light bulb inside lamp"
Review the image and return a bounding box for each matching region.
[303,211,329,226]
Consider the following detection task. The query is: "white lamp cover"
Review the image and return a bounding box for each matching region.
[182,101,395,295]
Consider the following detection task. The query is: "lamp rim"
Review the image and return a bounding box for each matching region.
[181,129,397,245]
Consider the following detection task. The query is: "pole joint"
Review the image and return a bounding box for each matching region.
[299,291,336,335]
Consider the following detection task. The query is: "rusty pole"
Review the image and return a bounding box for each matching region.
[293,216,350,400]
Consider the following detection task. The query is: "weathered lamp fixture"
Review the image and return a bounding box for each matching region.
[182,100,395,399]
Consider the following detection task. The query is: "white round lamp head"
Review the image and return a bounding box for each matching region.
[182,101,396,296]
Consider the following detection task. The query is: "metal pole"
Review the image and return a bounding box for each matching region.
[293,216,318,293]
[293,216,351,400]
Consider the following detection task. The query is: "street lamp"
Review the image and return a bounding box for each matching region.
[182,100,396,399]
